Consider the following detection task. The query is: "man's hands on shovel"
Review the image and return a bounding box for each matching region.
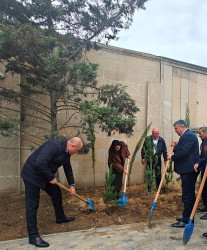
[167,141,177,160]
[194,163,199,172]
[50,177,76,195]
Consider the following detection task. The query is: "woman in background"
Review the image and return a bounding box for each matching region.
[108,140,130,198]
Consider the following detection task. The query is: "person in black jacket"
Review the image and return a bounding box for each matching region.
[195,127,207,217]
[194,127,207,238]
[21,137,83,248]
[141,128,167,190]
[168,120,199,228]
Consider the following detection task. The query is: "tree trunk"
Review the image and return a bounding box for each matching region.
[90,124,96,193]
[50,90,59,181]
[50,90,58,133]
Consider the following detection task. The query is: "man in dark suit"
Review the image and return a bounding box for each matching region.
[195,127,207,217]
[168,120,199,228]
[21,137,83,247]
[141,128,167,190]
[194,127,207,238]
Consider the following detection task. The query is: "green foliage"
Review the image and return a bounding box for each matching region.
[99,84,139,118]
[176,176,181,182]
[129,123,152,182]
[44,131,66,140]
[162,160,174,191]
[78,141,91,155]
[102,165,119,213]
[80,100,137,136]
[29,145,36,152]
[0,0,142,156]
[79,99,138,189]
[185,102,190,128]
[142,136,159,192]
[0,118,16,137]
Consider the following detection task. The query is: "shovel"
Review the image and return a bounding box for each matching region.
[183,164,207,245]
[149,145,174,226]
[56,182,95,211]
[118,158,130,206]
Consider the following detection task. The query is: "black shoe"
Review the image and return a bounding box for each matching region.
[56,217,75,224]
[29,236,49,248]
[172,221,186,228]
[198,206,207,212]
[200,213,207,220]
[203,232,207,237]
[176,217,183,222]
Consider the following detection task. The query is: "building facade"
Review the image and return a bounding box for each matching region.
[0,44,207,196]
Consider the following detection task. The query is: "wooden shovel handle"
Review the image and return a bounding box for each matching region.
[189,165,207,220]
[123,158,130,193]
[154,145,174,202]
[56,181,87,203]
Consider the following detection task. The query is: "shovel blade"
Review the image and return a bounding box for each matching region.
[118,196,128,206]
[183,219,194,245]
[149,202,156,226]
[118,192,128,206]
[86,198,95,211]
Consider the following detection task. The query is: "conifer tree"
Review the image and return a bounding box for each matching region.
[163,160,174,191]
[0,118,16,137]
[142,136,159,192]
[102,165,119,213]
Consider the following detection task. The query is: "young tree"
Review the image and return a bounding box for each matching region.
[102,164,119,213]
[142,136,159,193]
[185,102,190,128]
[128,123,152,184]
[79,93,138,189]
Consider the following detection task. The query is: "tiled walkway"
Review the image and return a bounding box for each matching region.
[0,213,207,249]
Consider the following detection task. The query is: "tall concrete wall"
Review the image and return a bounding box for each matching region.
[1,45,207,196]
[0,64,21,196]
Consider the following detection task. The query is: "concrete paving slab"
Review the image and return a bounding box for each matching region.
[0,213,207,249]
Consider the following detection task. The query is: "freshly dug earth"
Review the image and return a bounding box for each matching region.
[0,182,200,241]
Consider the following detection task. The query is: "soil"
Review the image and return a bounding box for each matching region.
[1,182,199,241]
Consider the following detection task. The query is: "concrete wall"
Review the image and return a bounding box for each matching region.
[0,64,21,196]
[1,45,207,196]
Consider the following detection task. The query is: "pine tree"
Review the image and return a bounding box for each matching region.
[142,137,159,192]
[102,165,119,213]
[0,118,16,137]
[128,123,151,184]
[163,160,174,191]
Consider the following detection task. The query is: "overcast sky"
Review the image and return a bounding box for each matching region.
[110,0,207,68]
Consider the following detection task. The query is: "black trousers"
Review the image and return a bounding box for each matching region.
[201,169,207,207]
[111,168,123,194]
[180,171,198,223]
[155,159,162,189]
[23,180,65,239]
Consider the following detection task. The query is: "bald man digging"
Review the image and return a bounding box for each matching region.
[21,137,83,247]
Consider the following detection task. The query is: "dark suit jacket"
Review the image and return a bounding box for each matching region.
[21,139,75,189]
[197,138,207,171]
[172,129,199,174]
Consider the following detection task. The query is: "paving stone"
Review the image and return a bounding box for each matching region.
[0,213,207,249]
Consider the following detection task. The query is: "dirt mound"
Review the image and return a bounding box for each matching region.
[0,183,189,241]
